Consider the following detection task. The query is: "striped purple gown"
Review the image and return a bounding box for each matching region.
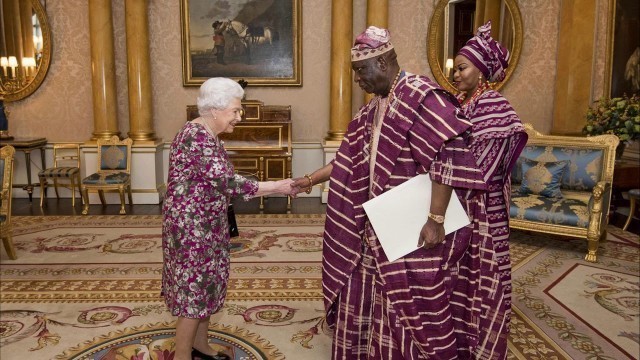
[323,74,526,359]
[448,90,527,359]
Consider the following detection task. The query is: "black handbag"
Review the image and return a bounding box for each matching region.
[227,204,239,238]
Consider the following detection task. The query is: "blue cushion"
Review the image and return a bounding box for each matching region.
[519,158,569,198]
[82,172,130,185]
[510,192,590,228]
[512,145,604,191]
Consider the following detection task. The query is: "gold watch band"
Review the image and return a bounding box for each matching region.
[428,212,445,224]
[303,174,313,194]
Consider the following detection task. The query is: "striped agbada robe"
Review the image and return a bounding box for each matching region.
[323,73,489,359]
[448,89,527,359]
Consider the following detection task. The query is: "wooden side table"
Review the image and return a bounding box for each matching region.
[612,160,640,228]
[613,160,640,191]
[1,137,47,202]
[187,101,293,212]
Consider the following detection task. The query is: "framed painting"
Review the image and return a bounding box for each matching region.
[180,0,302,87]
[606,0,639,97]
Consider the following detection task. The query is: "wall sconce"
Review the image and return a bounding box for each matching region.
[1,55,38,95]
[22,57,36,77]
[0,57,7,77]
[8,56,18,78]
[445,58,454,78]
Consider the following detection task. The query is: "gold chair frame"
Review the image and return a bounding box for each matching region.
[510,124,619,262]
[39,143,83,207]
[1,145,17,259]
[81,136,133,215]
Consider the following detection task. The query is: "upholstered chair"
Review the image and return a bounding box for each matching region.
[510,124,618,262]
[81,136,133,215]
[38,143,82,207]
[0,145,17,259]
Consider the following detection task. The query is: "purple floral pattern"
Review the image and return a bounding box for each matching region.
[162,122,258,318]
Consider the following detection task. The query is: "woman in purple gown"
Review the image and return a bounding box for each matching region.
[162,78,294,360]
[449,21,528,358]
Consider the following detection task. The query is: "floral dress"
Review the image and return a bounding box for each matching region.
[162,122,258,318]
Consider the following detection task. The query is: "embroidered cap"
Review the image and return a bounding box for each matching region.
[351,26,394,62]
[457,21,510,82]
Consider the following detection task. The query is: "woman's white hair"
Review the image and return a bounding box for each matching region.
[197,77,244,116]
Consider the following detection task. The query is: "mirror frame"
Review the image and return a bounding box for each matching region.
[1,0,52,102]
[427,0,523,94]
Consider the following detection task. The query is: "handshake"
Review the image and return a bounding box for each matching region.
[263,175,316,198]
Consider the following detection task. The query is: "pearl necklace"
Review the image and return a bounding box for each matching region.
[196,117,216,137]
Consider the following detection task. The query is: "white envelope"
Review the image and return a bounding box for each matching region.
[362,174,471,262]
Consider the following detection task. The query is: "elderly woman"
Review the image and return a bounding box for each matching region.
[446,21,528,358]
[162,78,294,360]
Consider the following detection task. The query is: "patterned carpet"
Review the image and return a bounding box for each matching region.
[0,215,638,359]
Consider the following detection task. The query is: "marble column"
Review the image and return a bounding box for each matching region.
[552,0,596,134]
[364,0,388,103]
[88,0,120,141]
[322,0,353,202]
[125,0,157,144]
[325,0,353,142]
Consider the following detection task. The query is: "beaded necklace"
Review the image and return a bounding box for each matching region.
[461,80,491,108]
[369,69,402,147]
[369,69,402,188]
[387,69,402,100]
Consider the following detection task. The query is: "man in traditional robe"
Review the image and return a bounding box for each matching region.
[292,26,498,359]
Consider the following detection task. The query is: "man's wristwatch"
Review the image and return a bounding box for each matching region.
[428,212,445,224]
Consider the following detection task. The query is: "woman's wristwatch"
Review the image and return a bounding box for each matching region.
[428,212,445,224]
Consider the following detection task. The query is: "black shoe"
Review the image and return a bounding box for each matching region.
[191,347,231,360]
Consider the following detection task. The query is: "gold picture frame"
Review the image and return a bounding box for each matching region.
[604,0,640,97]
[180,0,302,87]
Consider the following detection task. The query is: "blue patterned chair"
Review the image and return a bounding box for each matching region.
[509,124,619,262]
[0,145,17,259]
[38,143,83,208]
[81,136,133,215]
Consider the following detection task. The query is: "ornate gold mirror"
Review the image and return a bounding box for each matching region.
[0,0,52,102]
[427,0,522,93]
